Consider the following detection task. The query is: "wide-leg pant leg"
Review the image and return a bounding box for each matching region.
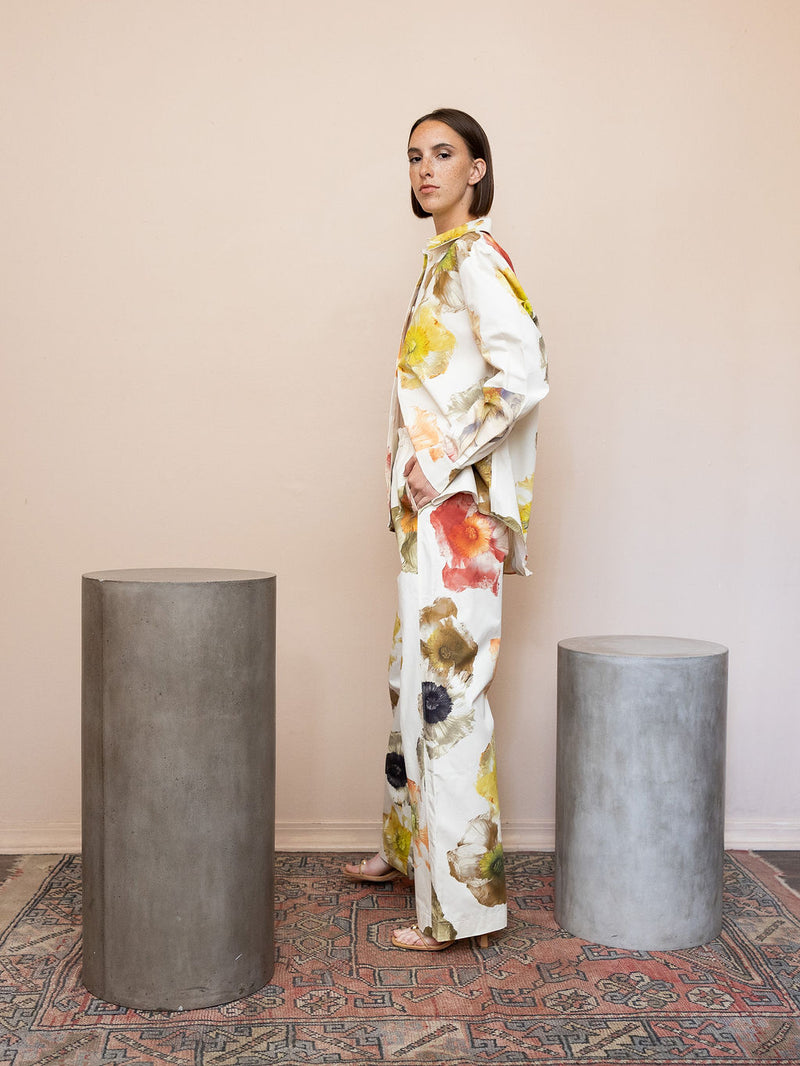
[381,492,508,942]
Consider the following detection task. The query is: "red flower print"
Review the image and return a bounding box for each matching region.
[430,494,506,594]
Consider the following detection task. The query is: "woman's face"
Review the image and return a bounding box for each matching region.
[408,120,486,233]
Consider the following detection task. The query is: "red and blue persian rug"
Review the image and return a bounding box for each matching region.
[0,851,799,1064]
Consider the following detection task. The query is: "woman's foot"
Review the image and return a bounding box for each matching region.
[391,925,454,951]
[343,854,401,883]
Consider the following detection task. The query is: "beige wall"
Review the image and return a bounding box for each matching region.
[2,1,798,852]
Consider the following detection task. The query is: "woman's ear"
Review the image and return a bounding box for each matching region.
[469,158,487,185]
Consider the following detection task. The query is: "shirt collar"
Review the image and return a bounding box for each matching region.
[426,216,491,252]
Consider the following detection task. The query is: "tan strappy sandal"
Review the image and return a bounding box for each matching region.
[390,925,491,951]
[343,858,401,883]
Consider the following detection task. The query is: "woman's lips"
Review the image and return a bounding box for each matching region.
[419,185,438,194]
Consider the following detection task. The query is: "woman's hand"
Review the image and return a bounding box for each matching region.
[403,456,438,510]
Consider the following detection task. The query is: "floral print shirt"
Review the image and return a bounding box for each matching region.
[387,217,549,575]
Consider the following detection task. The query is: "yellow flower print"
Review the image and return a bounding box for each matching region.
[382,806,412,873]
[515,471,535,531]
[409,407,445,462]
[399,304,455,386]
[429,223,473,249]
[497,267,534,318]
[476,739,500,810]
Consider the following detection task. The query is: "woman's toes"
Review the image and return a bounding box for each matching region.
[362,855,392,876]
[393,926,433,948]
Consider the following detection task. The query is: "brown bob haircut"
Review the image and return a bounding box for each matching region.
[408,107,494,220]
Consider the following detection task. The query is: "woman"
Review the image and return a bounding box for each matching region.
[345,108,549,951]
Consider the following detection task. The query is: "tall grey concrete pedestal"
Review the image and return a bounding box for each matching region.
[82,568,276,1010]
[555,635,728,951]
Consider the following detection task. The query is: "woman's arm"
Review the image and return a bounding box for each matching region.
[412,235,549,497]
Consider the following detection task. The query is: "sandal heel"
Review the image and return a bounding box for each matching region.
[476,934,490,948]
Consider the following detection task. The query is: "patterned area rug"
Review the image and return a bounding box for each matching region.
[1,852,799,1064]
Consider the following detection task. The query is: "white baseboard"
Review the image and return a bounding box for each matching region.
[2,819,799,855]
[273,821,558,852]
[722,821,800,850]
[0,825,82,855]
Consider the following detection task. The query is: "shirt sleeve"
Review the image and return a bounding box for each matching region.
[413,235,549,495]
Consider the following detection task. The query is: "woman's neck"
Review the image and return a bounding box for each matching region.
[432,209,477,235]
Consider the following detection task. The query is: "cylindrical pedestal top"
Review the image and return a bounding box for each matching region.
[555,634,728,951]
[82,567,276,1010]
[83,567,273,583]
[558,634,728,659]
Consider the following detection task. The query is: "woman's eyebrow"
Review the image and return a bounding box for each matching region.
[408,142,456,155]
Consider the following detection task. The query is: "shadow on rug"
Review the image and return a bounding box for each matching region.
[0,852,799,1064]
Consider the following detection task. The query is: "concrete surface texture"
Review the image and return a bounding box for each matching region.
[555,635,728,951]
[82,568,276,1010]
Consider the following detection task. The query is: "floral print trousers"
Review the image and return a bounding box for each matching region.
[380,490,508,941]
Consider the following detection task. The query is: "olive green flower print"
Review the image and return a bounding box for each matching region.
[426,885,457,942]
[421,616,478,679]
[419,596,457,630]
[474,455,493,487]
[388,613,401,671]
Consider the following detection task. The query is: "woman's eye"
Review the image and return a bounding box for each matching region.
[438,152,451,159]
[409,155,421,164]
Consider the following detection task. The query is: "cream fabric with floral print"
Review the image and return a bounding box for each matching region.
[380,222,546,940]
[387,217,548,576]
[381,495,509,941]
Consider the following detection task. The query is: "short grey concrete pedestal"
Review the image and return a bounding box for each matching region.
[555,635,728,951]
[82,568,276,1010]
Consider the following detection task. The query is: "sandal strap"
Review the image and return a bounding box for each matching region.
[407,925,432,946]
